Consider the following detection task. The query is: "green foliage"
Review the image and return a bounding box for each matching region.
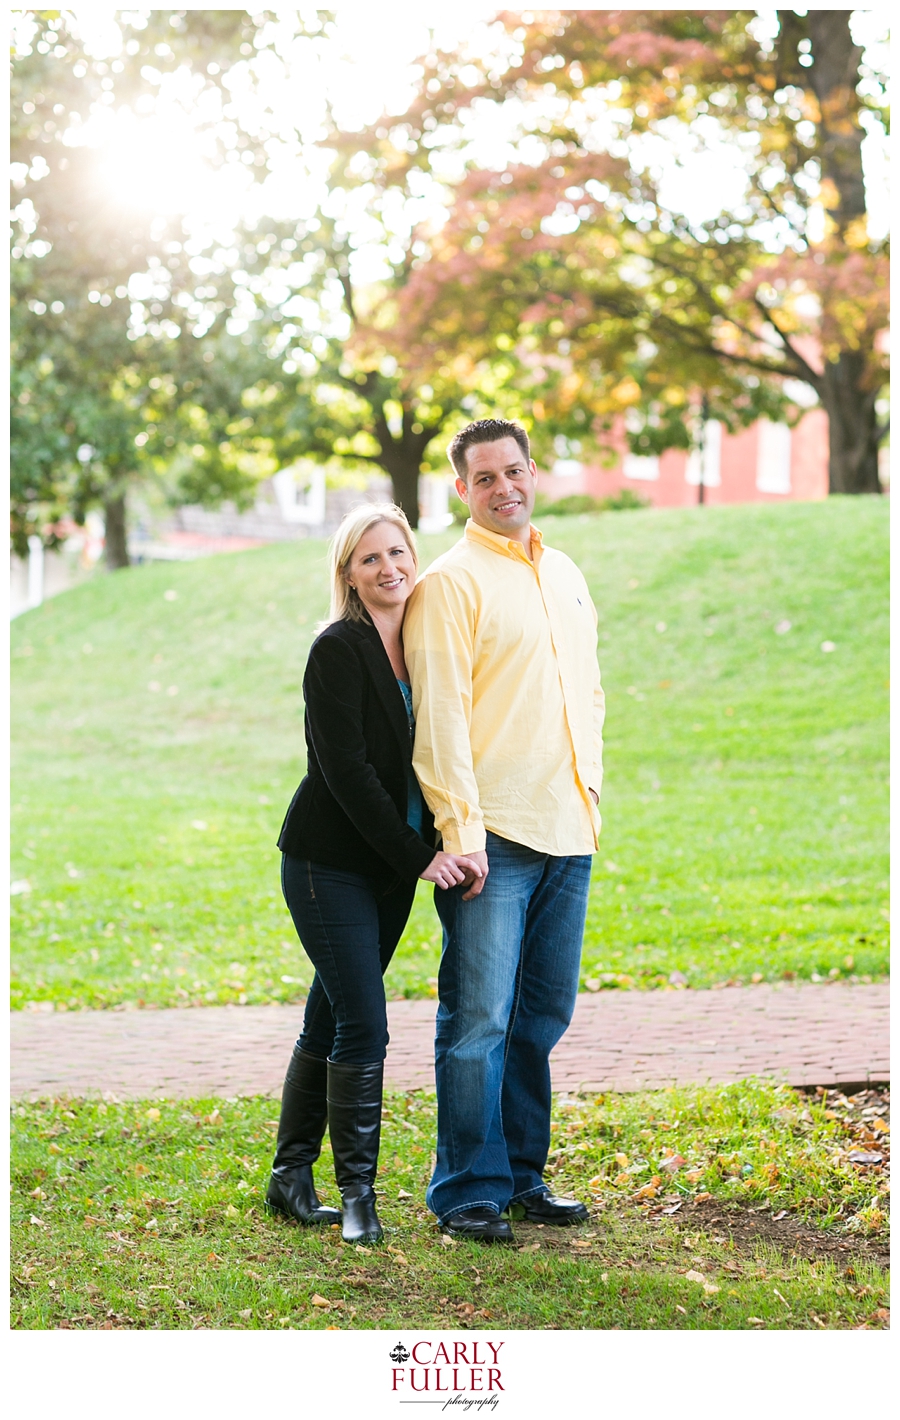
[535,491,650,516]
[9,12,330,555]
[10,500,887,1011]
[448,492,468,525]
[10,1083,888,1330]
[599,489,650,511]
[385,11,888,492]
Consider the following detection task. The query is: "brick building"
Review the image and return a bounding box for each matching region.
[538,408,830,507]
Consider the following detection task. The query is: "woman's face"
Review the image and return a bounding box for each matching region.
[346,521,416,618]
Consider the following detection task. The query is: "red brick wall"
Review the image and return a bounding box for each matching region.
[537,410,829,507]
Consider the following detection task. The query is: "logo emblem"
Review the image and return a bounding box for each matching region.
[389,1342,410,1364]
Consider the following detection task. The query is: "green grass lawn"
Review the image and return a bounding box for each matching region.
[10,498,888,1010]
[11,1081,888,1330]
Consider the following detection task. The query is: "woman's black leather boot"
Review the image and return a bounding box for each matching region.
[326,1058,385,1244]
[266,1047,341,1226]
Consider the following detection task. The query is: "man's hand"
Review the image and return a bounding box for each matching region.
[420,852,484,892]
[461,850,489,900]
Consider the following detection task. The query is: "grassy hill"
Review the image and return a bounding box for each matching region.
[10,498,888,1011]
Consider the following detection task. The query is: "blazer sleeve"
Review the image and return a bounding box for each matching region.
[303,634,436,881]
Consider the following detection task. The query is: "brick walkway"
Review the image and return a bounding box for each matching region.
[10,982,888,1101]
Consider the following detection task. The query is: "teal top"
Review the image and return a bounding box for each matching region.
[397,680,424,836]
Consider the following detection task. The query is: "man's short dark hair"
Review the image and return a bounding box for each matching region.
[448,419,531,479]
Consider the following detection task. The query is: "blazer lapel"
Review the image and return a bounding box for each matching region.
[352,621,411,762]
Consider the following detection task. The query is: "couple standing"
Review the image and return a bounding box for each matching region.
[267,418,605,1245]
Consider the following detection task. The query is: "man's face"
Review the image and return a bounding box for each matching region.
[456,436,538,540]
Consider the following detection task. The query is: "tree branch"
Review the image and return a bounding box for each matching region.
[751,296,824,389]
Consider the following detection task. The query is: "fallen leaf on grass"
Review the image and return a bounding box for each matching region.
[310,1295,330,1309]
[633,1176,662,1200]
[684,1269,720,1295]
[614,1153,630,1168]
[675,1304,687,1314]
[29,1187,47,1199]
[659,1155,687,1174]
[748,1317,766,1326]
[440,1235,457,1248]
[569,1239,592,1249]
[694,1193,712,1204]
[397,1190,413,1199]
[29,1215,46,1228]
[145,1108,161,1122]
[772,1210,787,1221]
[519,1242,541,1253]
[238,1309,252,1320]
[661,1202,682,1215]
[456,1303,476,1318]
[224,1204,239,1218]
[869,1118,889,1135]
[847,1152,883,1166]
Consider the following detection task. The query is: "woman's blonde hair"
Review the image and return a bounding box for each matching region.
[322,502,418,628]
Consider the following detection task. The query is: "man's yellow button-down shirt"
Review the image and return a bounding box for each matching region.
[403,519,605,857]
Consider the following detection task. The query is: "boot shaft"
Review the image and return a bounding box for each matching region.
[326,1059,384,1190]
[272,1046,329,1172]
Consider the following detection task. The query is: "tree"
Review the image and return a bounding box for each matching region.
[9,9,306,566]
[376,10,889,492]
[235,194,488,527]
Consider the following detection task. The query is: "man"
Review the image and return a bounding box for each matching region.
[404,418,605,1242]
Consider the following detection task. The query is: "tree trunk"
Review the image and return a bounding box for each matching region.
[384,455,422,528]
[103,491,131,569]
[806,11,866,226]
[820,355,882,495]
[802,13,882,494]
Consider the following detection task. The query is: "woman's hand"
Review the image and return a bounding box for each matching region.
[420,851,485,892]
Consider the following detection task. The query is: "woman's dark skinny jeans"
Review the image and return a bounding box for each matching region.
[281,852,416,1066]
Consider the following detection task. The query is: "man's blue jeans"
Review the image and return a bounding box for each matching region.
[426,831,592,1224]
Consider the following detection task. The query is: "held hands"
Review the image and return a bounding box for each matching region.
[459,849,489,900]
[420,850,487,894]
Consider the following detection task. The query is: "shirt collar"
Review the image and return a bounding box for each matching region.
[464,519,543,564]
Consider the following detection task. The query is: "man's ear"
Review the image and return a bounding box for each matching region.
[455,475,469,504]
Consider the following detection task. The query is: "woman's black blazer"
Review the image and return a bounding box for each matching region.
[277,617,436,882]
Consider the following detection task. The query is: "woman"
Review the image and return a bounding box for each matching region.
[267,503,480,1245]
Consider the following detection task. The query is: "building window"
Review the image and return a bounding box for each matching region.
[756,421,792,494]
[623,453,660,481]
[685,420,722,487]
[552,459,582,478]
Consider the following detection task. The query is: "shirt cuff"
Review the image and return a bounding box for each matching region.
[440,823,487,855]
